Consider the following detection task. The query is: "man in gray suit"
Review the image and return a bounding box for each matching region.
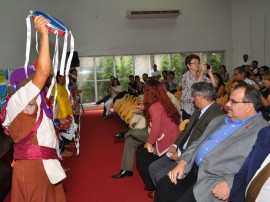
[155,84,269,202]
[149,82,224,187]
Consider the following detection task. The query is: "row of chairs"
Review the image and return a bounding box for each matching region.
[113,94,143,125]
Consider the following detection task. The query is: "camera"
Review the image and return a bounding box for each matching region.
[205,64,211,69]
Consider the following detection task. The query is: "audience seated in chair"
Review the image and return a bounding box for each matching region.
[127,75,137,96]
[155,84,268,202]
[228,125,270,202]
[217,79,247,114]
[135,75,144,96]
[167,71,178,94]
[111,79,180,183]
[148,82,224,198]
[96,75,115,105]
[234,65,259,89]
[104,78,121,119]
[142,73,149,83]
[213,73,225,98]
[135,79,181,199]
[219,64,230,83]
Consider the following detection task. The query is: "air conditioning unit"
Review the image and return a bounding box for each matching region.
[126,10,181,19]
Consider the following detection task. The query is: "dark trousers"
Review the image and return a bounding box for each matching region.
[154,164,198,202]
[136,148,161,191]
[97,94,110,104]
[181,109,191,121]
[0,148,13,201]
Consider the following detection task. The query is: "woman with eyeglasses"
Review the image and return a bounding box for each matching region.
[181,54,217,120]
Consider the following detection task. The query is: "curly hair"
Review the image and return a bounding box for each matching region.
[143,79,180,125]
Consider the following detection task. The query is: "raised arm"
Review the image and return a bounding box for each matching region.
[32,16,51,90]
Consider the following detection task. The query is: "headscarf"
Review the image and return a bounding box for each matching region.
[9,65,53,119]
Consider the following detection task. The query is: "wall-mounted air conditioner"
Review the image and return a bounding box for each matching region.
[126,10,181,19]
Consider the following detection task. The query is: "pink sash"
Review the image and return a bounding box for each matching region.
[13,107,59,160]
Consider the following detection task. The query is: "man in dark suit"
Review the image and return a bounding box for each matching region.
[149,82,224,188]
[155,84,269,202]
[228,125,270,202]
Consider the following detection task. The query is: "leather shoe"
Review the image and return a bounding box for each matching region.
[112,170,133,178]
[148,190,155,199]
[114,130,128,139]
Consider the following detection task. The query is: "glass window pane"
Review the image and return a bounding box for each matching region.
[95,56,114,102]
[172,53,186,85]
[134,55,151,77]
[154,54,171,71]
[97,80,111,102]
[96,56,114,80]
[77,51,225,105]
[210,52,224,73]
[81,81,95,103]
[115,56,133,78]
[77,57,94,103]
[115,56,133,91]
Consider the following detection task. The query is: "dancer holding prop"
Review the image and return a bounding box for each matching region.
[1,16,66,201]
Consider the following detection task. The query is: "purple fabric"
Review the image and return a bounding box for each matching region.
[41,90,53,120]
[10,66,35,85]
[9,66,53,120]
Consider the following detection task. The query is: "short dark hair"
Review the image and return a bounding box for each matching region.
[234,84,263,112]
[142,73,148,77]
[129,75,134,79]
[234,66,247,77]
[220,65,227,72]
[185,54,200,70]
[260,66,269,72]
[56,71,64,82]
[168,71,175,76]
[252,60,258,65]
[191,82,216,101]
[69,68,77,74]
[162,70,168,74]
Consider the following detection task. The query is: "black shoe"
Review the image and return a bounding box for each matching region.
[114,131,128,139]
[112,170,133,178]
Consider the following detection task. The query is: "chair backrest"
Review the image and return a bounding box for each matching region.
[179,119,189,131]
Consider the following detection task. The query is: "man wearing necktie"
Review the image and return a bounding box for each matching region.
[155,84,269,202]
[229,125,270,202]
[149,82,224,187]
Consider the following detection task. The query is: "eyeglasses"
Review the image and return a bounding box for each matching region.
[189,62,200,65]
[228,99,251,104]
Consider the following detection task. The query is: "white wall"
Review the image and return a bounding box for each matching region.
[231,0,270,68]
[0,0,70,69]
[0,0,233,71]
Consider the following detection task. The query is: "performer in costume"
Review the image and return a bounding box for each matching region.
[2,16,66,201]
[52,71,77,156]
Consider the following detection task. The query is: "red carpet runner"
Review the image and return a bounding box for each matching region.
[5,109,152,202]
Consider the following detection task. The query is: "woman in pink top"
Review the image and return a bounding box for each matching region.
[136,79,180,198]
